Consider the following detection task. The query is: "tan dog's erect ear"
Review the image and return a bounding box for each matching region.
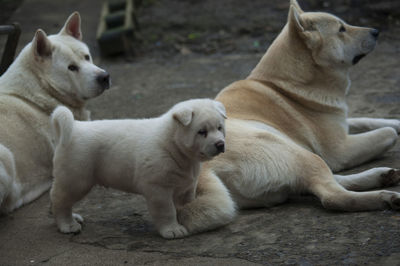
[214,101,227,119]
[32,29,52,58]
[59,12,82,40]
[288,6,321,50]
[173,108,193,126]
[290,0,304,14]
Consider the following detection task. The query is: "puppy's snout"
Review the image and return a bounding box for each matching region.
[215,140,225,153]
[97,72,111,90]
[370,28,379,39]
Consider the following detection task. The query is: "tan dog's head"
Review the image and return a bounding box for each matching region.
[288,0,379,68]
[28,12,110,103]
[172,99,227,161]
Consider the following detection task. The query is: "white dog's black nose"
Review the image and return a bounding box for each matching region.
[215,140,225,153]
[97,72,111,90]
[370,29,379,39]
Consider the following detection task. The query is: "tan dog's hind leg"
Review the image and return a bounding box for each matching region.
[306,156,400,211]
[347,118,400,134]
[177,169,236,235]
[334,168,400,191]
[332,127,397,171]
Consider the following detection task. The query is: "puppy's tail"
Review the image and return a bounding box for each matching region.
[51,106,75,147]
[177,168,237,235]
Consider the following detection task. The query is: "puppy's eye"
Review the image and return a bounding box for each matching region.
[84,55,90,61]
[218,126,223,131]
[68,64,79,72]
[198,129,208,138]
[339,25,346,33]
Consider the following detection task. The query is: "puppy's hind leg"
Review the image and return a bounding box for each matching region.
[177,169,237,235]
[50,171,92,234]
[334,168,400,191]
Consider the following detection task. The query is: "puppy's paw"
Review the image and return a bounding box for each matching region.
[385,119,400,134]
[381,191,400,210]
[159,223,188,239]
[58,213,83,234]
[381,169,400,187]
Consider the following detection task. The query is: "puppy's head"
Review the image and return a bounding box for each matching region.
[30,12,110,103]
[288,0,378,67]
[172,99,227,162]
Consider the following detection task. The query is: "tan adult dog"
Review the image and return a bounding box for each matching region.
[177,0,400,234]
[0,13,110,213]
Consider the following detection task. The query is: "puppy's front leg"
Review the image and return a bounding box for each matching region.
[347,118,400,134]
[145,188,188,239]
[334,127,398,171]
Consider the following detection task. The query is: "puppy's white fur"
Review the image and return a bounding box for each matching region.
[50,99,226,239]
[0,12,109,213]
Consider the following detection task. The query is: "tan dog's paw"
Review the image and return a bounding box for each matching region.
[58,213,83,234]
[381,169,400,187]
[159,224,188,239]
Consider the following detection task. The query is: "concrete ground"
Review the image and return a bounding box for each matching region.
[1,0,400,265]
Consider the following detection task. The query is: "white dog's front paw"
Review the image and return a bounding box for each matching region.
[58,213,83,234]
[384,119,400,134]
[159,223,188,239]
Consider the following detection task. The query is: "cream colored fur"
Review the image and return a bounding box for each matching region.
[50,99,227,239]
[177,0,400,235]
[0,12,109,213]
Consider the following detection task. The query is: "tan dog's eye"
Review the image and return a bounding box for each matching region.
[339,26,346,33]
[68,64,79,72]
[198,129,208,138]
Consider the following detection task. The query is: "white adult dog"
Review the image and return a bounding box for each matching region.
[0,12,110,213]
[176,0,400,235]
[50,99,226,239]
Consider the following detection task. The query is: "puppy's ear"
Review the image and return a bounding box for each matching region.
[173,108,193,126]
[290,0,304,14]
[214,101,227,119]
[59,12,82,40]
[32,29,52,58]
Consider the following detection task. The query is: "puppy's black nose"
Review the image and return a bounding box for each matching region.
[370,28,379,39]
[97,72,111,90]
[215,140,225,153]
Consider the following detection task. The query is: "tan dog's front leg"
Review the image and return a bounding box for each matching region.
[333,127,398,171]
[145,188,188,239]
[347,118,400,134]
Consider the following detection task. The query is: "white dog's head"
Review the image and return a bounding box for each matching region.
[171,99,227,161]
[29,12,110,103]
[288,0,379,67]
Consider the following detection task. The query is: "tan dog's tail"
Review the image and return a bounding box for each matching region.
[51,106,74,147]
[177,168,237,235]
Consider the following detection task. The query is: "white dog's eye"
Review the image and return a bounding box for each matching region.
[68,64,79,72]
[218,126,223,131]
[198,129,208,138]
[84,55,90,61]
[339,25,346,33]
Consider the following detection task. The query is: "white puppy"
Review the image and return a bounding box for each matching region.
[50,99,227,239]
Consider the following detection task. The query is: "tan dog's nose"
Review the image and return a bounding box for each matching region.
[370,29,379,39]
[215,140,225,153]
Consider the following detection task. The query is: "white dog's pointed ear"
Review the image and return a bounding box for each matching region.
[290,0,304,14]
[173,108,193,126]
[32,29,52,58]
[59,12,82,40]
[214,101,227,119]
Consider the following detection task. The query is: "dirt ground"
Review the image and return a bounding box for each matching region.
[1,0,400,265]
